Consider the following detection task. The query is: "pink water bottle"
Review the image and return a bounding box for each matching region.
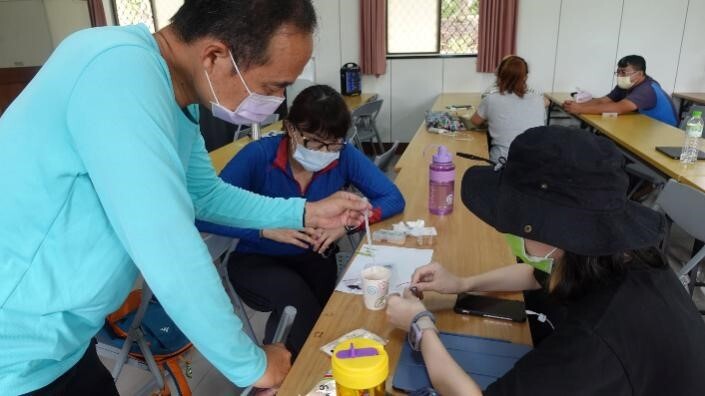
[429,145,455,215]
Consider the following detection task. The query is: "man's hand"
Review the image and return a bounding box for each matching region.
[386,290,428,330]
[309,227,347,255]
[305,191,371,230]
[562,100,582,114]
[262,228,316,249]
[253,343,291,390]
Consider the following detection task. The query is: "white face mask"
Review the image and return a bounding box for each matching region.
[292,141,340,172]
[204,51,284,125]
[616,75,634,90]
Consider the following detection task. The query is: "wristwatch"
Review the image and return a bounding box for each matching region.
[408,311,438,351]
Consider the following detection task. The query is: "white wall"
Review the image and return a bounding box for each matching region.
[0,0,54,67]
[313,0,705,142]
[674,0,705,91]
[154,0,183,29]
[43,0,91,48]
[551,0,623,94]
[515,0,561,94]
[616,0,688,94]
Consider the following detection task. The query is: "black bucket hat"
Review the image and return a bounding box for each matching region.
[461,125,665,256]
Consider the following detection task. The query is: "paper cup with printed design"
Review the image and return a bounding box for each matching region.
[361,265,391,310]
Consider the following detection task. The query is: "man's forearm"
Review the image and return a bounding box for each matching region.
[577,97,636,115]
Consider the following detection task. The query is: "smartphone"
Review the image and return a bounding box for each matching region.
[453,293,526,322]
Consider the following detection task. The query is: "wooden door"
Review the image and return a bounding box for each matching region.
[0,66,40,116]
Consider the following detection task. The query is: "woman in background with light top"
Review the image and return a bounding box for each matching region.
[471,55,545,163]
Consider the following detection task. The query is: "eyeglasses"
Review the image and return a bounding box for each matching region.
[614,69,639,77]
[290,127,345,152]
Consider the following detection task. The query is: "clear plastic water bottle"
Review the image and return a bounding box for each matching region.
[429,145,455,215]
[680,111,703,164]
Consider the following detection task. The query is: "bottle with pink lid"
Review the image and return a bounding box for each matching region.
[428,145,455,215]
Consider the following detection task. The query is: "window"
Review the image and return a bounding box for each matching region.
[387,0,479,57]
[112,0,157,33]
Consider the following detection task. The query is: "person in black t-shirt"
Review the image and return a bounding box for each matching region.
[386,125,705,396]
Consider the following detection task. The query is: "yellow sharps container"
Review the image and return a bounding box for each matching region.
[331,338,388,396]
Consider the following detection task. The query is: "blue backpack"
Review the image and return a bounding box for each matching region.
[104,289,193,395]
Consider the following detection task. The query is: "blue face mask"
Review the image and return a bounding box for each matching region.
[292,143,340,172]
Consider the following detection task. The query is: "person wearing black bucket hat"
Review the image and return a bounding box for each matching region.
[386,126,705,396]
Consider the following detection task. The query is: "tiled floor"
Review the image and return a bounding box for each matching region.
[99,152,705,395]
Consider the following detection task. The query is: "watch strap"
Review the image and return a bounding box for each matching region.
[410,310,435,329]
[408,311,437,351]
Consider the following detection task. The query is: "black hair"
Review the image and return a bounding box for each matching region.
[286,85,351,140]
[171,0,317,69]
[549,247,665,300]
[618,55,647,74]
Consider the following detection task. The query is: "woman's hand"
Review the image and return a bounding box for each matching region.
[309,227,347,255]
[262,228,316,249]
[304,191,371,230]
[386,290,428,330]
[411,262,465,294]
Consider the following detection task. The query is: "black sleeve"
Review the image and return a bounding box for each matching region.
[606,85,627,102]
[624,81,657,110]
[532,268,549,288]
[484,324,630,396]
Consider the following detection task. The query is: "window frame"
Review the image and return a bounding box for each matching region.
[111,0,158,31]
[385,0,479,60]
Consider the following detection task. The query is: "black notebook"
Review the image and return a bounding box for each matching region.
[656,146,705,160]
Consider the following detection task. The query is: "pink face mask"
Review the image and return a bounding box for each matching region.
[204,51,284,125]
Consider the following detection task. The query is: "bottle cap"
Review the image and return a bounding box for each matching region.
[331,338,388,390]
[433,145,453,163]
[693,111,702,117]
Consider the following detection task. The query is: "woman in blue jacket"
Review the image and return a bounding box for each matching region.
[198,85,405,355]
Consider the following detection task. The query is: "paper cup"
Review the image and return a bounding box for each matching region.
[361,265,391,310]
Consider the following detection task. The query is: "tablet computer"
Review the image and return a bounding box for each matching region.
[656,146,705,160]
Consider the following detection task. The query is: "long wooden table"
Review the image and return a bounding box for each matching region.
[545,92,705,192]
[208,93,378,174]
[277,93,531,395]
[394,93,485,172]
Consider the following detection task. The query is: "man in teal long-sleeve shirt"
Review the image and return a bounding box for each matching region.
[0,1,370,394]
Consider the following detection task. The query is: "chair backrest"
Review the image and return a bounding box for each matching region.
[346,125,363,150]
[374,141,399,172]
[656,179,705,242]
[351,99,383,120]
[679,104,705,129]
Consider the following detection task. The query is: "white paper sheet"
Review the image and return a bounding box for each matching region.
[336,244,434,295]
